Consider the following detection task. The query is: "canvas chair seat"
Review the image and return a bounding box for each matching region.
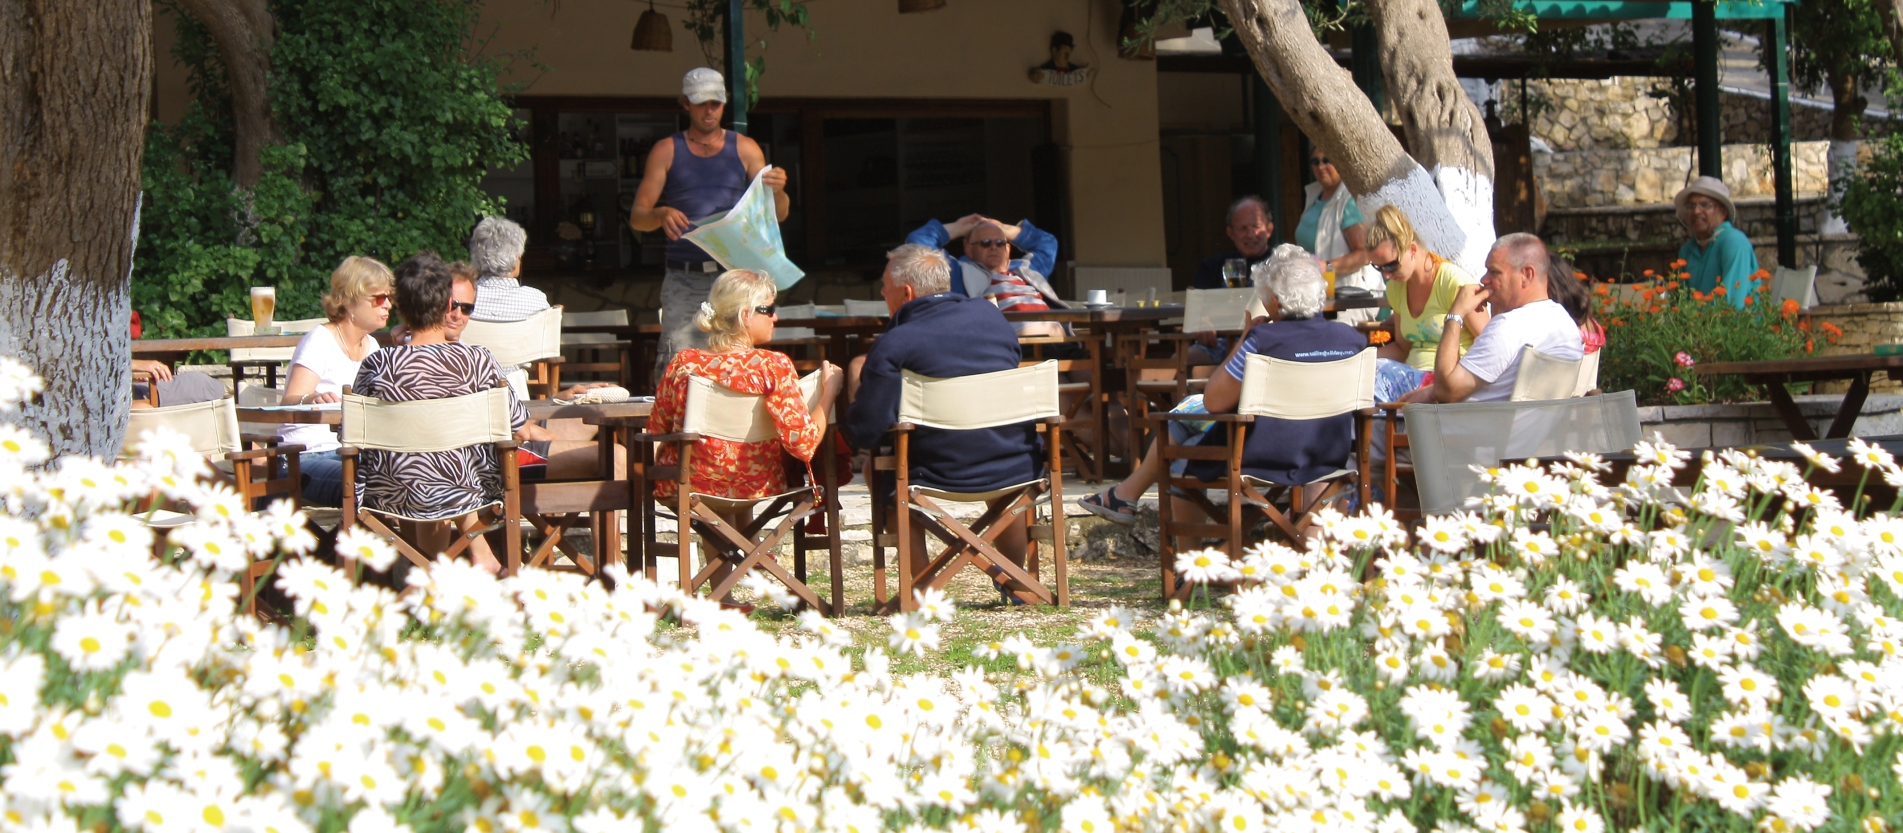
[1157,349,1376,599]
[1404,390,1642,515]
[636,369,844,615]
[1511,346,1588,402]
[869,361,1068,613]
[461,306,565,399]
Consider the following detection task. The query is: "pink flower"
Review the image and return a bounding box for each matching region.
[1674,351,1696,368]
[1666,377,1686,393]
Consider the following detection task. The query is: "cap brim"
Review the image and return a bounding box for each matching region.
[684,91,727,104]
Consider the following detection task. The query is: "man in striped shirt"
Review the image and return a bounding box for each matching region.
[906,213,1066,338]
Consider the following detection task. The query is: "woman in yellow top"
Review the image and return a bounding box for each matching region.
[1363,205,1490,402]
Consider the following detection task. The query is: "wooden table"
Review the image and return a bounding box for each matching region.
[133,334,308,360]
[238,399,653,425]
[1695,353,1903,440]
[1537,434,1903,514]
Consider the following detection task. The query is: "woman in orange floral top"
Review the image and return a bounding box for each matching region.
[648,269,844,501]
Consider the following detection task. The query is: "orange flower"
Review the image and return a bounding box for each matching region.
[1664,281,1680,291]
[1609,317,1626,327]
[1669,259,1688,270]
[1712,287,1726,297]
[1573,271,1589,280]
[1368,329,1392,345]
[1822,322,1842,342]
[1593,283,1610,296]
[1805,338,1815,354]
[1781,299,1801,316]
[1799,318,1812,333]
[1679,271,1693,282]
[1692,291,1708,302]
[1751,269,1771,279]
[1744,295,1755,306]
[1643,269,1657,278]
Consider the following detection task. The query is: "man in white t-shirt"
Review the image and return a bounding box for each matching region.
[1398,232,1583,404]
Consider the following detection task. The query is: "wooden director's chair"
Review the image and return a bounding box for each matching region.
[867,360,1069,613]
[1155,349,1376,600]
[635,371,845,615]
[338,386,523,575]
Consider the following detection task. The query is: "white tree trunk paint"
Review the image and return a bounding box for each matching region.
[1358,163,1498,277]
[0,198,137,461]
[1821,138,1857,235]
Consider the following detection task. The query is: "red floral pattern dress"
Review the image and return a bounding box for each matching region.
[649,348,823,500]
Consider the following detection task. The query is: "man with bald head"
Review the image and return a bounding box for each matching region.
[905,212,1066,338]
[1398,232,1583,404]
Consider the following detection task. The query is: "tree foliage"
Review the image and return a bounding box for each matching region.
[134,0,529,339]
[1840,127,1903,301]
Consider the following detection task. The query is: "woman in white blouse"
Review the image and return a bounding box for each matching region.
[279,256,393,506]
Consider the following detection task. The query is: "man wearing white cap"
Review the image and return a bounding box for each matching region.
[1674,175,1759,309]
[630,67,790,377]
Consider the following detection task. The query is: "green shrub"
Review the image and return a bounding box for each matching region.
[133,0,529,341]
[1841,128,1903,303]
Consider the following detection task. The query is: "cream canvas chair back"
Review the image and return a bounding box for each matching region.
[461,306,565,368]
[1573,351,1602,397]
[775,303,817,340]
[1772,265,1819,310]
[1511,346,1587,402]
[125,398,241,459]
[843,299,890,318]
[226,317,328,364]
[1403,389,1642,515]
[1181,288,1257,333]
[340,387,514,453]
[899,361,1060,430]
[561,309,627,346]
[1237,348,1376,420]
[682,371,826,443]
[235,383,284,436]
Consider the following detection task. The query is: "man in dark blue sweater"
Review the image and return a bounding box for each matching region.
[845,243,1044,592]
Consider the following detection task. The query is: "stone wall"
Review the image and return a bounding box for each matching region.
[1639,394,1903,448]
[1527,77,1834,152]
[1542,195,1829,244]
[1536,141,1829,208]
[1810,302,1903,393]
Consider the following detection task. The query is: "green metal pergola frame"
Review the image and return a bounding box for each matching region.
[1446,0,1803,265]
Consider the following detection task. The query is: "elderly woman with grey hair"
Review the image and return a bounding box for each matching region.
[1080,244,1371,528]
[467,216,549,322]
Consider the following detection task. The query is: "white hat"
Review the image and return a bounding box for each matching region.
[682,68,727,104]
[1674,175,1736,228]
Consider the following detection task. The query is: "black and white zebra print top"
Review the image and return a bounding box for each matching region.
[351,343,529,521]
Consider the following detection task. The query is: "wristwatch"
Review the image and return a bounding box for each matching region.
[1444,313,1464,326]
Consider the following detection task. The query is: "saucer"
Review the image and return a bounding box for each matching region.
[1081,301,1116,309]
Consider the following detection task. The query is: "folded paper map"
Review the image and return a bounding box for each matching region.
[681,165,805,290]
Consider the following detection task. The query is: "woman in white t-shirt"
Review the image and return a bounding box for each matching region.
[280,256,394,506]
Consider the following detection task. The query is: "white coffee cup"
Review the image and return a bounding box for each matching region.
[1086,289,1108,305]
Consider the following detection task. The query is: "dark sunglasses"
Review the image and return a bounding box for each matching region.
[1374,258,1403,274]
[969,238,1009,249]
[1310,157,1331,167]
[367,293,394,306]
[753,304,778,317]
[447,300,476,315]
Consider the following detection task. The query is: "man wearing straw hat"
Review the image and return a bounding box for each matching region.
[1674,176,1760,309]
[631,67,789,378]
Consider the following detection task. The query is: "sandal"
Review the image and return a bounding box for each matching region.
[1080,488,1139,527]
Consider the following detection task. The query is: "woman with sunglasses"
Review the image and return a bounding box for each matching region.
[647,269,844,510]
[1363,205,1490,403]
[279,255,395,506]
[1294,151,1381,324]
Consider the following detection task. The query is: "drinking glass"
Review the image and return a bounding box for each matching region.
[249,287,278,335]
[1223,258,1249,289]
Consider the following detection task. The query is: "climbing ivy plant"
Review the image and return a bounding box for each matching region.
[134,0,530,339]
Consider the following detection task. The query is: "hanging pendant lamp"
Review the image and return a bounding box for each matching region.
[631,0,672,52]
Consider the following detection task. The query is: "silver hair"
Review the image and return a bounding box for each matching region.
[1225,195,1269,228]
[468,216,528,279]
[1260,243,1326,319]
[1491,232,1550,280]
[884,243,952,295]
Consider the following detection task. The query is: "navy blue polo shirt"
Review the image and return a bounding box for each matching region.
[1185,316,1369,485]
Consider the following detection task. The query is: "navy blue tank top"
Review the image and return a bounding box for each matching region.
[661,131,749,263]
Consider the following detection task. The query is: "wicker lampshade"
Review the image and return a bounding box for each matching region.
[631,2,672,52]
[899,0,946,12]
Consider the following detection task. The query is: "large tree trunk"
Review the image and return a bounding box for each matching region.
[0,0,152,460]
[1220,0,1497,274]
[173,0,277,188]
[1822,68,1866,235]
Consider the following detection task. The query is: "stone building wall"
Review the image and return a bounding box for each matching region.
[1535,141,1829,208]
[1526,76,1834,152]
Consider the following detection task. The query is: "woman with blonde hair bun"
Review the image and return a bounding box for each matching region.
[1363,205,1489,402]
[647,269,844,504]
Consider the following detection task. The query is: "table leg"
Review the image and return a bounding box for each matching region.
[1826,372,1871,440]
[1764,382,1818,442]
